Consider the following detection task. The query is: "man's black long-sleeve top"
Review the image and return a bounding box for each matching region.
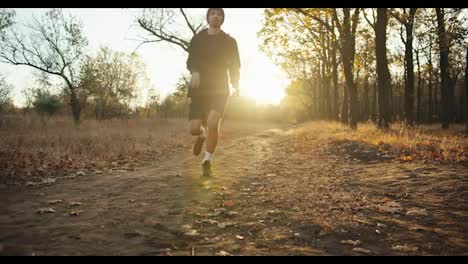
[186,29,240,97]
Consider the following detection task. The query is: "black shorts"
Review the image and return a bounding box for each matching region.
[189,95,229,122]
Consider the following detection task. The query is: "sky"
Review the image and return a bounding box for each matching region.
[0,8,288,107]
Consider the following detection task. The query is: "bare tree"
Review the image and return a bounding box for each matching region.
[295,8,361,129]
[81,47,145,119]
[0,9,88,125]
[390,8,418,126]
[136,8,204,53]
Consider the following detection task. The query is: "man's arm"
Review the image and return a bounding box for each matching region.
[186,35,199,74]
[187,35,200,92]
[228,38,241,95]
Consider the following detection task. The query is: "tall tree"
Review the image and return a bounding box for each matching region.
[294,8,361,129]
[80,47,146,119]
[0,9,88,125]
[465,47,468,132]
[436,8,455,129]
[391,8,418,125]
[364,8,392,128]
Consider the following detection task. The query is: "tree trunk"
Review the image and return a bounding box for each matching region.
[363,38,370,121]
[465,47,468,131]
[436,8,454,129]
[372,80,378,121]
[403,8,417,126]
[435,73,439,120]
[341,81,349,124]
[339,9,358,129]
[375,8,392,129]
[69,89,81,126]
[428,39,434,122]
[332,44,339,121]
[323,60,332,120]
[416,48,422,123]
[364,74,370,121]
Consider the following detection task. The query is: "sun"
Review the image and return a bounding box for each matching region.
[240,62,288,105]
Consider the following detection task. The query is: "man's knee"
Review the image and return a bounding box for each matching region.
[207,112,221,130]
[190,121,202,136]
[190,128,201,136]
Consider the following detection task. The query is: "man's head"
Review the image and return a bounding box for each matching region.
[206,8,224,28]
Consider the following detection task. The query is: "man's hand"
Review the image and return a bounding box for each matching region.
[190,72,200,89]
[232,81,240,97]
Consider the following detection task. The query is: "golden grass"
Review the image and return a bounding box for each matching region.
[300,120,468,163]
[0,114,281,184]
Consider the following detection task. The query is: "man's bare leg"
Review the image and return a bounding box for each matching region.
[206,110,222,154]
[201,110,222,176]
[190,119,206,156]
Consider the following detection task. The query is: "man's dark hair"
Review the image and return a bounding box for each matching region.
[206,8,225,25]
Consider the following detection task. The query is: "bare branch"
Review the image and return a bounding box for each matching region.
[180,8,198,35]
[363,8,376,31]
[294,8,335,33]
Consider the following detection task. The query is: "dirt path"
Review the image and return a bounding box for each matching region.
[1,123,467,255]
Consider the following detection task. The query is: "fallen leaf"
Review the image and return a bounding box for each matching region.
[267,209,281,215]
[203,236,223,244]
[217,222,236,229]
[400,155,413,162]
[406,208,428,216]
[292,206,301,212]
[76,171,85,176]
[223,201,234,207]
[69,210,83,216]
[47,199,63,205]
[181,225,192,231]
[41,178,56,184]
[68,202,83,207]
[37,208,55,214]
[392,245,418,252]
[216,251,232,256]
[196,219,218,225]
[236,235,244,240]
[408,224,428,231]
[214,208,227,213]
[227,211,239,217]
[341,240,361,246]
[185,229,200,236]
[352,247,372,255]
[376,201,403,214]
